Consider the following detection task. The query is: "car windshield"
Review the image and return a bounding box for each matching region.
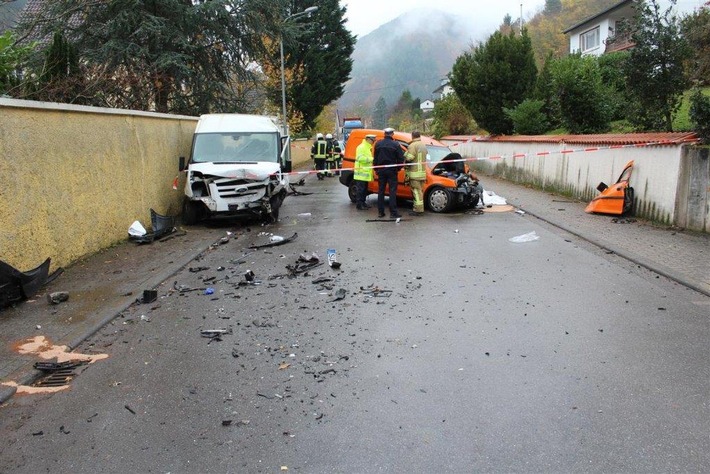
[192,132,279,164]
[425,145,455,166]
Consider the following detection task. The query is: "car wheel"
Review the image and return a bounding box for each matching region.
[426,187,452,213]
[182,200,201,225]
[348,182,358,203]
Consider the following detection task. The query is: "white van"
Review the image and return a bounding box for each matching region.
[180,114,290,224]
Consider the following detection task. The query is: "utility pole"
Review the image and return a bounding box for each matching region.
[520,3,523,35]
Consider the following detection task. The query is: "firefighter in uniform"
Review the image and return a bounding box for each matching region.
[324,133,341,177]
[404,130,427,216]
[310,133,327,180]
[354,134,376,210]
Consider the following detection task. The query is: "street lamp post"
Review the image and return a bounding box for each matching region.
[280,6,318,167]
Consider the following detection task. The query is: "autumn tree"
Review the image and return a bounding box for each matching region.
[548,53,611,134]
[625,0,691,131]
[681,4,710,86]
[262,0,355,131]
[431,93,477,138]
[0,31,35,95]
[450,29,537,135]
[388,89,421,131]
[17,0,283,114]
[372,96,388,129]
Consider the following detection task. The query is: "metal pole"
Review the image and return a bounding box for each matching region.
[279,6,317,168]
[280,36,287,137]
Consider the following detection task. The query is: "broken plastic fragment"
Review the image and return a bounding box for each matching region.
[47,292,69,304]
[128,220,147,237]
[509,231,539,243]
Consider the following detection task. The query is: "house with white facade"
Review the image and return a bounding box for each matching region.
[563,0,636,56]
[432,78,454,101]
[420,100,435,113]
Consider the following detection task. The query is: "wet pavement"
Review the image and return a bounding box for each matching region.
[1,173,708,403]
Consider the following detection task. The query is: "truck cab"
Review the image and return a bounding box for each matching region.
[341,117,364,149]
[180,114,289,224]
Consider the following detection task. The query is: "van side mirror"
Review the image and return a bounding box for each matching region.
[179,156,186,171]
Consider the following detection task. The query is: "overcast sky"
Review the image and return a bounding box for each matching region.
[340,0,707,40]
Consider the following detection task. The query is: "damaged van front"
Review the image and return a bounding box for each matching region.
[180,114,290,224]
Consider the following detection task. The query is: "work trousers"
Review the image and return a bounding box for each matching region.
[355,180,369,206]
[314,158,326,178]
[410,179,425,213]
[376,170,399,216]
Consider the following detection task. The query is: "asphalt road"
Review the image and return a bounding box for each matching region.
[1,176,708,473]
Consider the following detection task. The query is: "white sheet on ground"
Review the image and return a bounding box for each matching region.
[482,190,507,206]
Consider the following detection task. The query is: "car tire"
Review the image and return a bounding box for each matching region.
[182,200,201,225]
[426,187,452,213]
[348,182,358,203]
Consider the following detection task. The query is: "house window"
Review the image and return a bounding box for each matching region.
[580,27,600,52]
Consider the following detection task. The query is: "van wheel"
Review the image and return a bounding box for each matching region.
[182,200,201,225]
[348,182,358,203]
[426,187,452,213]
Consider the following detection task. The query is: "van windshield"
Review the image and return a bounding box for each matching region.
[425,145,455,165]
[192,132,279,164]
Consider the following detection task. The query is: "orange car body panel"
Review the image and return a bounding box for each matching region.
[585,160,634,215]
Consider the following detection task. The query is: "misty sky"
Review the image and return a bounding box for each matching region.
[340,0,707,40]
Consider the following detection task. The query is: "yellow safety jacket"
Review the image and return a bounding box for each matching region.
[311,139,327,159]
[405,138,427,181]
[354,140,374,182]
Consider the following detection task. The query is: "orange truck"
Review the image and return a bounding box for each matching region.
[338,128,482,212]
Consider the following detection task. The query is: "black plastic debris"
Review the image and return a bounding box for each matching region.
[360,286,393,298]
[299,252,320,263]
[249,232,298,249]
[244,270,255,282]
[47,291,70,304]
[1,258,63,309]
[201,328,231,342]
[129,209,177,244]
[173,281,204,293]
[33,360,86,387]
[312,277,333,284]
[142,289,158,304]
[329,288,347,302]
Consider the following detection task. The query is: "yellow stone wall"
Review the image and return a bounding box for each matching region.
[0,99,197,271]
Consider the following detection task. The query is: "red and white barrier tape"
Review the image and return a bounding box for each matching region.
[284,139,697,178]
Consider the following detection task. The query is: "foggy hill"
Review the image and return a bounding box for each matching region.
[338,8,474,115]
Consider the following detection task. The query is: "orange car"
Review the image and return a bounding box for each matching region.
[338,128,482,212]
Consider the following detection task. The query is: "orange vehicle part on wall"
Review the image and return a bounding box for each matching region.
[585,160,635,216]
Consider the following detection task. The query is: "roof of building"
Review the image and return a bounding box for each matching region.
[563,0,635,34]
[442,132,699,146]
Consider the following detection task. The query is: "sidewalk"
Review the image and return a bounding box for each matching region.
[1,176,708,403]
[0,225,224,403]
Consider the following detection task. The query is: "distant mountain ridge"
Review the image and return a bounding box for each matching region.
[338,8,472,114]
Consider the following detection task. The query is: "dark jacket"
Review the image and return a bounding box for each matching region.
[373,136,404,173]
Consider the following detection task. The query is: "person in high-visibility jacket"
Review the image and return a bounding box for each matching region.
[310,133,328,180]
[354,134,376,210]
[404,130,428,215]
[324,133,340,177]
